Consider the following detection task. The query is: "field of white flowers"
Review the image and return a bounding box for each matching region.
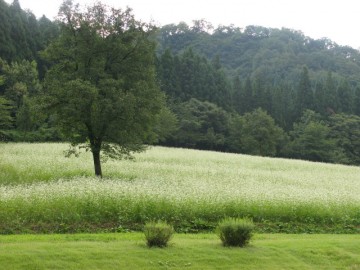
[0,143,359,233]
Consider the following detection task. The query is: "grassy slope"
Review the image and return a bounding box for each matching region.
[1,143,360,186]
[0,233,359,270]
[0,143,360,233]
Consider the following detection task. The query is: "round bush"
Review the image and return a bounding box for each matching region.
[144,221,174,247]
[217,217,254,247]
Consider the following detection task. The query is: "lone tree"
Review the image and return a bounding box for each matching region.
[43,0,164,177]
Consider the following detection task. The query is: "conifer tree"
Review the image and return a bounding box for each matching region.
[296,66,314,118]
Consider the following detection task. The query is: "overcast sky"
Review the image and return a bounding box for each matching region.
[6,0,360,49]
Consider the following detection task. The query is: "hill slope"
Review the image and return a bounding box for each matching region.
[157,23,360,84]
[0,143,359,233]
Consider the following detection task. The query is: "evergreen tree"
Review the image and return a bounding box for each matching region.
[38,15,59,48]
[0,75,13,132]
[354,87,360,116]
[37,16,60,78]
[9,0,32,60]
[272,84,292,129]
[232,76,244,113]
[243,77,253,112]
[160,48,231,110]
[227,113,243,152]
[314,81,326,114]
[0,0,15,61]
[337,79,354,114]
[157,49,181,99]
[178,48,202,100]
[296,66,314,118]
[252,72,268,111]
[324,71,338,113]
[16,95,33,134]
[0,0,58,64]
[209,56,231,109]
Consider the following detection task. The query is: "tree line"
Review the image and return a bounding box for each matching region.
[1,0,360,171]
[156,29,360,165]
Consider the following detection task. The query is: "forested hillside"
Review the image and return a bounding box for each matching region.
[1,1,360,166]
[0,0,60,142]
[156,21,360,165]
[0,0,59,74]
[157,21,360,83]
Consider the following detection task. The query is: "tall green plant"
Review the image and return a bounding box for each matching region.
[144,221,174,248]
[217,218,254,247]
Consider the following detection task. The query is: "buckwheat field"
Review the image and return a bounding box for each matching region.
[0,143,359,233]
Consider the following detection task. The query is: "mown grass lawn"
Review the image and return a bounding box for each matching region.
[0,233,359,270]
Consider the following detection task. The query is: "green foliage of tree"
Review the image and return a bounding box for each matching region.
[156,49,181,100]
[285,110,338,162]
[0,0,15,61]
[42,0,165,177]
[229,108,286,156]
[354,87,360,116]
[337,80,354,114]
[8,0,35,60]
[169,98,229,150]
[157,48,231,109]
[253,72,272,112]
[324,71,338,113]
[0,96,13,130]
[0,0,59,74]
[271,84,296,130]
[296,66,314,118]
[329,114,360,165]
[150,106,178,144]
[16,95,32,132]
[0,58,41,99]
[37,15,60,79]
[38,15,60,48]
[226,114,243,153]
[0,57,47,140]
[158,23,360,85]
[243,77,254,113]
[231,76,243,113]
[314,81,326,114]
[14,95,48,141]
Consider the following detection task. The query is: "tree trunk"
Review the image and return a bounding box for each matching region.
[88,127,103,178]
[92,148,102,178]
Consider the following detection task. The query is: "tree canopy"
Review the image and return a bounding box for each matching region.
[42,0,164,177]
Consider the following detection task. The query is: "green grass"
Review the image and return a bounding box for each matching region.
[0,233,359,269]
[0,143,360,233]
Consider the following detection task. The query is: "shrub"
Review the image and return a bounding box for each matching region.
[144,221,174,247]
[217,217,254,247]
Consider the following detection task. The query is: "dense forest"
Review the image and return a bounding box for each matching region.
[1,0,360,166]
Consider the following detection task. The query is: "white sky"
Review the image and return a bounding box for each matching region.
[6,0,360,49]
